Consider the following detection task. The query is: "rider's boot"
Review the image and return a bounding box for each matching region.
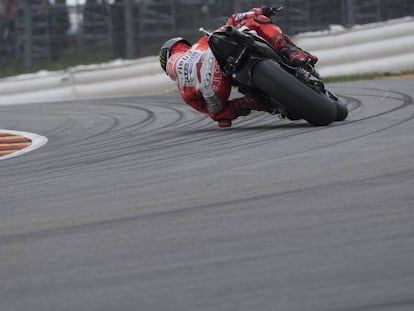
[272,33,318,67]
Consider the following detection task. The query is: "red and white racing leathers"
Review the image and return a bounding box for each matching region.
[165,7,316,128]
[166,36,235,125]
[166,35,258,128]
[226,8,318,67]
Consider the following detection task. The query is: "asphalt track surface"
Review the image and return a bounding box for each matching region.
[1,78,414,311]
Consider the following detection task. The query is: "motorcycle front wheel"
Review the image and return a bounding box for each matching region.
[335,100,348,121]
[252,59,337,126]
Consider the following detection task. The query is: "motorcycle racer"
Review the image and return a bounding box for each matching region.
[159,6,318,128]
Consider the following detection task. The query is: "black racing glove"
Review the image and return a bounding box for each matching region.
[261,6,284,17]
[261,6,275,17]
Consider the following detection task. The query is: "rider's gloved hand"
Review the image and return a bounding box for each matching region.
[229,97,260,116]
[208,103,238,128]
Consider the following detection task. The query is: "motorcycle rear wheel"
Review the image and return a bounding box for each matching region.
[335,100,348,121]
[252,60,337,126]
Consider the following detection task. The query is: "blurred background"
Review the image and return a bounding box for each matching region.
[0,0,413,78]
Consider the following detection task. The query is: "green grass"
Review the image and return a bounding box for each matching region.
[0,59,25,79]
[324,69,414,83]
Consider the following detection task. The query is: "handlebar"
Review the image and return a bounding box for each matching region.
[225,25,254,46]
[225,25,241,37]
[271,6,284,14]
[264,6,284,17]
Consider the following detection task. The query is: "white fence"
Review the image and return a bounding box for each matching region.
[295,17,414,77]
[0,17,413,105]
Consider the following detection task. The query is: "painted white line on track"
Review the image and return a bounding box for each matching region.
[0,129,48,160]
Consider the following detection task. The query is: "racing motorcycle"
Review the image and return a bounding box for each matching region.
[200,7,348,126]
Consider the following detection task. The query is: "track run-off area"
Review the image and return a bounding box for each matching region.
[1,78,414,311]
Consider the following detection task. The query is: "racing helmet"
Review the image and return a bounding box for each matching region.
[159,37,191,73]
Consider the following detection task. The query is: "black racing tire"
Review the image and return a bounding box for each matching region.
[335,100,348,121]
[252,59,337,126]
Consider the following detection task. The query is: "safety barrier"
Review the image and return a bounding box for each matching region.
[295,17,414,77]
[0,57,173,105]
[0,17,413,105]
